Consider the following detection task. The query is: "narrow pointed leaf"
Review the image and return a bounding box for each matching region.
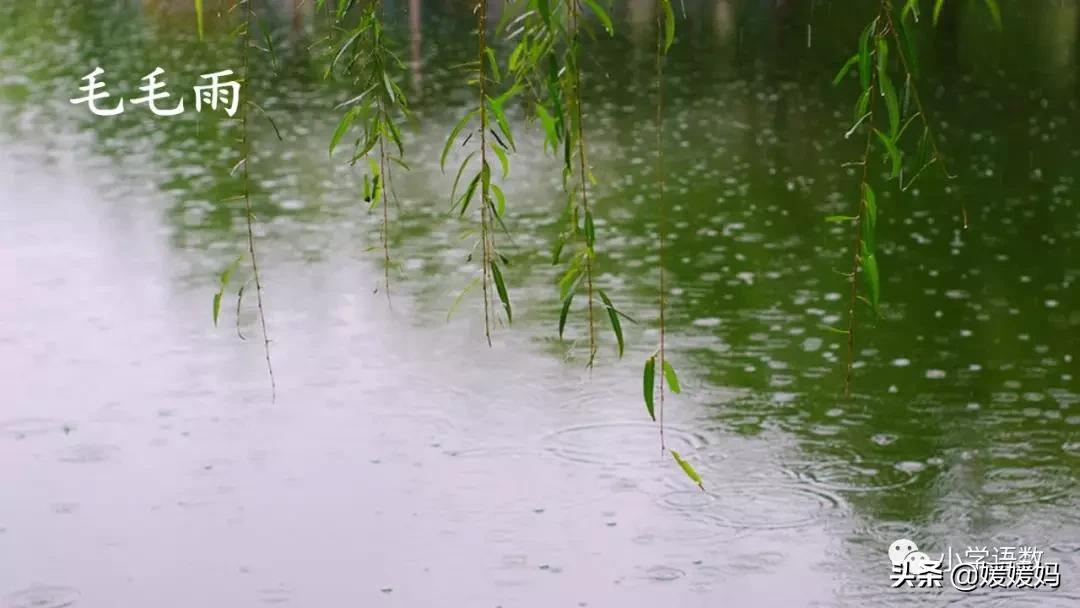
[670,450,704,490]
[875,130,902,179]
[861,243,880,314]
[862,183,877,255]
[329,107,356,157]
[558,291,575,339]
[582,0,614,35]
[663,0,676,52]
[195,0,205,40]
[643,356,656,421]
[490,261,512,323]
[662,360,681,394]
[598,289,623,358]
[212,291,223,326]
[833,54,858,86]
[879,72,901,137]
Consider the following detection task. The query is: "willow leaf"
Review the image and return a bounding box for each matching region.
[491,261,512,323]
[195,0,204,40]
[558,290,575,339]
[643,356,656,421]
[670,450,704,490]
[861,243,881,314]
[833,54,858,86]
[663,0,676,52]
[662,360,681,394]
[598,289,623,357]
[582,0,614,36]
[862,183,877,255]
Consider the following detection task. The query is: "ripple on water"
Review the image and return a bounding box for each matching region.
[4,586,81,608]
[657,482,842,530]
[981,465,1076,505]
[543,421,707,467]
[641,565,685,582]
[256,586,293,605]
[788,453,923,493]
[56,444,120,464]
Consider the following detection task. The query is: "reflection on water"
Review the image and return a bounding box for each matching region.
[2,1,1078,606]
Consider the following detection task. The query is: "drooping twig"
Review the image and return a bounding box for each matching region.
[240,0,277,401]
[568,0,597,366]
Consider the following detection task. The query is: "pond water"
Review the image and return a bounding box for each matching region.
[1,1,1078,606]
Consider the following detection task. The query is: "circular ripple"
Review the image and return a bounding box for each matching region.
[641,565,685,582]
[792,458,923,493]
[4,585,81,608]
[981,465,1075,505]
[658,482,842,530]
[543,421,707,467]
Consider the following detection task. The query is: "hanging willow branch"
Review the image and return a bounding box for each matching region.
[642,0,700,490]
[325,0,410,300]
[831,0,997,394]
[507,0,628,365]
[241,0,277,401]
[443,0,518,341]
[209,0,278,401]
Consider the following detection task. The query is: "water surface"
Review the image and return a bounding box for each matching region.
[2,1,1078,606]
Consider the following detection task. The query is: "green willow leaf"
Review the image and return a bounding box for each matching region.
[536,105,558,153]
[857,21,874,90]
[491,183,507,217]
[485,47,501,81]
[598,289,623,357]
[854,89,871,127]
[833,54,858,86]
[194,0,204,40]
[457,171,482,216]
[488,97,516,151]
[663,0,676,52]
[449,150,477,208]
[219,255,242,287]
[879,72,901,137]
[643,356,656,421]
[862,183,877,255]
[825,215,858,223]
[551,238,566,266]
[558,262,581,302]
[662,360,681,393]
[584,210,595,248]
[876,37,889,74]
[329,107,357,157]
[861,243,881,315]
[670,450,704,490]
[902,0,920,23]
[582,0,614,36]
[875,129,902,179]
[899,18,920,77]
[212,292,223,326]
[558,290,575,339]
[382,71,396,104]
[933,0,946,25]
[537,0,552,24]
[491,145,509,178]
[984,0,1002,28]
[491,261,512,323]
